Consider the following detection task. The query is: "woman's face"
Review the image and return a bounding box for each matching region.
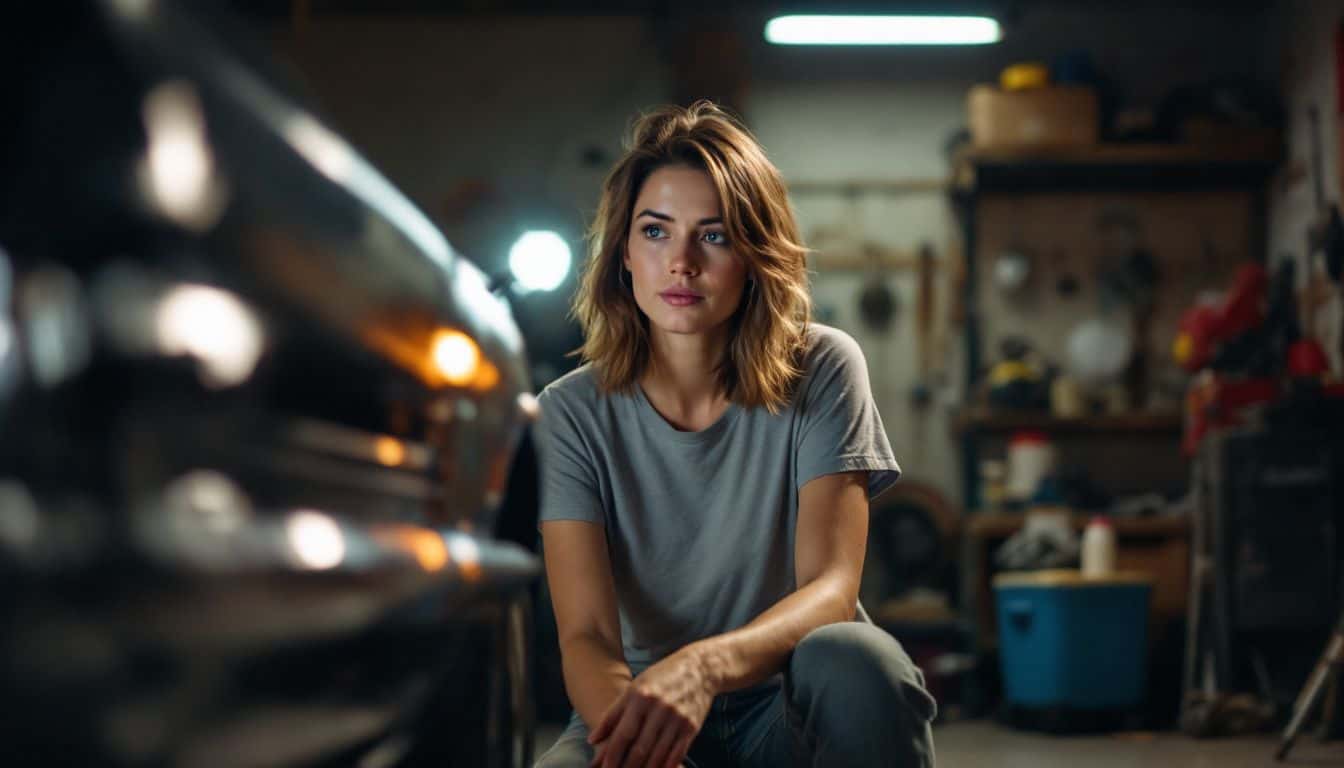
[623,165,749,341]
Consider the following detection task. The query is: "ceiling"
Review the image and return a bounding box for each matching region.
[231,0,1271,20]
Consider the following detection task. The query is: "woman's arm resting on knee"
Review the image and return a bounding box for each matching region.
[690,470,870,693]
[591,472,869,766]
[542,520,633,730]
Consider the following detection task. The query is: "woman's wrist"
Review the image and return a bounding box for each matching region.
[685,637,733,695]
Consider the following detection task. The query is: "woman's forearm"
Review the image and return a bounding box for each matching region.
[561,632,635,728]
[689,573,854,695]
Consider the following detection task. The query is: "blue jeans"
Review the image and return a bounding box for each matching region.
[534,622,936,767]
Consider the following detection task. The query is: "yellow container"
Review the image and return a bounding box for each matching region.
[1000,62,1050,91]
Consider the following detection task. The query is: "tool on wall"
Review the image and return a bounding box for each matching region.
[993,209,1034,300]
[1050,248,1080,299]
[1307,105,1344,285]
[1095,206,1160,408]
[1304,104,1344,373]
[909,243,937,444]
[857,243,901,333]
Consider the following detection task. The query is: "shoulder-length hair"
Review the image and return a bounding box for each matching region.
[572,101,811,413]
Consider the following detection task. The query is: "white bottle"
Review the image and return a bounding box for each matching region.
[1081,516,1117,577]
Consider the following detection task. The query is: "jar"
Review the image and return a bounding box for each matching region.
[1081,516,1117,577]
[1005,431,1056,502]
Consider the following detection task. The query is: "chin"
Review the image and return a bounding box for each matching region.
[653,311,734,337]
[650,315,704,335]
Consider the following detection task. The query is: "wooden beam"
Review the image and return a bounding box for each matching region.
[788,178,950,196]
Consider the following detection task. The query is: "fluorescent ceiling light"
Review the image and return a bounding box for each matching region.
[765,15,1001,45]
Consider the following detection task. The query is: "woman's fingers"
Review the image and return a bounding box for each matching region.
[662,732,695,768]
[592,699,644,768]
[589,692,628,745]
[644,714,682,768]
[619,705,675,768]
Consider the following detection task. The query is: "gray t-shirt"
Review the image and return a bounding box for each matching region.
[535,324,900,673]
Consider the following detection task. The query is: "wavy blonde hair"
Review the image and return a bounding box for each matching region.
[572,101,811,412]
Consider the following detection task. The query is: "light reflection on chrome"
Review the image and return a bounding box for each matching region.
[430,329,480,386]
[287,420,431,471]
[109,0,154,20]
[0,322,12,374]
[162,470,251,535]
[19,266,91,387]
[0,244,11,305]
[0,480,41,555]
[283,115,353,184]
[0,246,11,397]
[137,81,227,232]
[373,436,406,467]
[160,470,252,569]
[155,284,264,388]
[286,510,346,571]
[451,261,521,354]
[516,392,539,422]
[445,533,481,582]
[278,113,451,271]
[371,523,449,573]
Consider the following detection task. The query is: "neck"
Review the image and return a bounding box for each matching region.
[641,326,730,426]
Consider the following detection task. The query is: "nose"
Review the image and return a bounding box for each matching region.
[667,237,700,277]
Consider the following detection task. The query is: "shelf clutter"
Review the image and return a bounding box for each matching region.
[953,407,1183,435]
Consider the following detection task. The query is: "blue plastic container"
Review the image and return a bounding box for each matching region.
[994,570,1153,710]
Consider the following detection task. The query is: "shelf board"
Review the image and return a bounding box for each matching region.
[954,407,1183,435]
[952,142,1280,194]
[966,511,1190,539]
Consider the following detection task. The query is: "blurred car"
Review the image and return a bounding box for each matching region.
[0,2,539,765]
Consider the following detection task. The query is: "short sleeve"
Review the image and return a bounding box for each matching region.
[534,388,605,526]
[795,328,902,500]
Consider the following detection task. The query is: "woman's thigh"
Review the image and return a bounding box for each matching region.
[729,686,795,768]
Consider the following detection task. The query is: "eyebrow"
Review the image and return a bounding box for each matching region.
[634,209,723,226]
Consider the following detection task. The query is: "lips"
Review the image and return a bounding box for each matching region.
[659,288,704,307]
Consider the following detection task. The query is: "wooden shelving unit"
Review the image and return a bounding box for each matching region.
[953,407,1184,436]
[951,143,1280,194]
[965,511,1190,538]
[950,141,1280,511]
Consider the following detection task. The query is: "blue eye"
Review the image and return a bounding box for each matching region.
[702,231,728,245]
[642,224,664,239]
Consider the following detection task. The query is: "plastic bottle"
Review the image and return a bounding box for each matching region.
[1081,516,1116,577]
[1005,431,1056,502]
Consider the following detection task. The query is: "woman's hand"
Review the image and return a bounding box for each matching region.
[587,644,716,768]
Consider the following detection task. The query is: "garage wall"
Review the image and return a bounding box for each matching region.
[265,2,1283,503]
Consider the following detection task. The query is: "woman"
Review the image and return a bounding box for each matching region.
[534,102,935,768]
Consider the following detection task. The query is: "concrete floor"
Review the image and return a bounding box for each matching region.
[535,720,1344,766]
[935,721,1342,767]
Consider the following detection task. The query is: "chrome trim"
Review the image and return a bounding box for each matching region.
[287,418,433,472]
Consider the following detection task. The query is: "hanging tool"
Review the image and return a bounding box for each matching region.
[909,243,936,447]
[1306,105,1344,371]
[1308,105,1344,283]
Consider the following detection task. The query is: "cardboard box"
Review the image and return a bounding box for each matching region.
[968,85,1099,149]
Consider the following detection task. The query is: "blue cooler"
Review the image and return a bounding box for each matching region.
[994,570,1153,711]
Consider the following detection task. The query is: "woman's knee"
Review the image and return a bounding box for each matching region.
[533,715,595,768]
[534,738,593,768]
[789,622,937,722]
